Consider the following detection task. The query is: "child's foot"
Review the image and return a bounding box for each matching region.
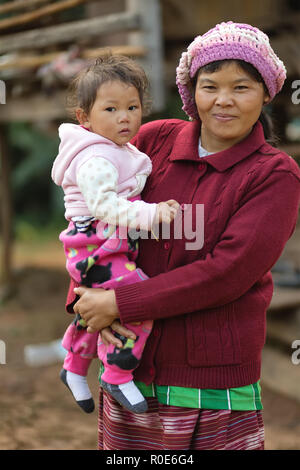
[101,379,148,413]
[60,368,95,413]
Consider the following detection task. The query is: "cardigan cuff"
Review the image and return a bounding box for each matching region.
[115,283,147,325]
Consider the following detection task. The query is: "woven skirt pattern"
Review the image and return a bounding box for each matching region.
[98,389,264,450]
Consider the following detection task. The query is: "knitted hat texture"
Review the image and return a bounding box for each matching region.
[176,21,287,120]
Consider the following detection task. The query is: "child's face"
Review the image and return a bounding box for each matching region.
[78,80,142,146]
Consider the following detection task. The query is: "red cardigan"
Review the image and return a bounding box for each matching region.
[67,119,300,389]
[115,119,300,388]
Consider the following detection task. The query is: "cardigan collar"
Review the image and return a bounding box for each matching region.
[170,120,266,172]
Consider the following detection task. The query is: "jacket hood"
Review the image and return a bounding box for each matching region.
[51,123,110,185]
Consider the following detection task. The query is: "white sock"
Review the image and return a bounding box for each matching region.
[118,380,146,405]
[65,371,92,402]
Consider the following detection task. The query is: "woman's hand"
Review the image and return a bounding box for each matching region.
[73,287,119,333]
[101,321,137,349]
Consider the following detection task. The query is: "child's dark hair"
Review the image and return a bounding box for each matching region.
[67,52,151,118]
[192,59,278,146]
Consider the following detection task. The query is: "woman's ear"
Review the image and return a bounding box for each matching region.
[76,108,90,128]
[263,94,271,105]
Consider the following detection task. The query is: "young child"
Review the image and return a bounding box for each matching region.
[51,54,179,414]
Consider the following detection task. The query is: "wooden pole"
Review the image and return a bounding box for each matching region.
[0,0,90,32]
[0,124,13,289]
[0,45,147,72]
[126,0,165,112]
[0,11,141,54]
[0,0,50,15]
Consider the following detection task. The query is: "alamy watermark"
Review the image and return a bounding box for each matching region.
[0,340,6,364]
[291,340,300,365]
[0,79,5,104]
[291,80,300,105]
[93,203,205,250]
[289,85,300,364]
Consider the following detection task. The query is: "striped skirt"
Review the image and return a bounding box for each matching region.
[98,388,264,450]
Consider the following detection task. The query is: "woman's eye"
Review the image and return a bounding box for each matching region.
[105,107,116,112]
[129,105,138,110]
[235,86,248,90]
[203,86,216,90]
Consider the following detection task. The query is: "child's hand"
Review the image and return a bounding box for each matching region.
[154,200,179,225]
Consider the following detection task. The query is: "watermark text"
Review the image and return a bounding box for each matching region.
[0,340,6,364]
[291,339,300,365]
[291,80,300,105]
[0,80,5,104]
[92,203,205,251]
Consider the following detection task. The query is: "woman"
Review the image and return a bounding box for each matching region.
[70,22,300,450]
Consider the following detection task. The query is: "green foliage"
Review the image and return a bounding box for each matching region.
[163,90,189,121]
[8,122,65,239]
[143,89,189,124]
[10,122,57,188]
[0,0,13,20]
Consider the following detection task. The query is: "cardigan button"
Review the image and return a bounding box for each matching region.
[180,203,186,210]
[164,242,170,250]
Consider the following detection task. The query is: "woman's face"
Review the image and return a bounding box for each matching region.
[194,61,269,152]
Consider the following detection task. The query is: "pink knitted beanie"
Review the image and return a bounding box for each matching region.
[176,21,287,120]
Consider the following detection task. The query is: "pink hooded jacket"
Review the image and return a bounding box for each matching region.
[51,123,157,228]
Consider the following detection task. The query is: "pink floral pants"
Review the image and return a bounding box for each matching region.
[60,219,153,383]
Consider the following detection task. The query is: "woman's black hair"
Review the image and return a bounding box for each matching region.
[193,59,278,146]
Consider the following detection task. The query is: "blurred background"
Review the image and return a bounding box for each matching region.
[0,0,300,450]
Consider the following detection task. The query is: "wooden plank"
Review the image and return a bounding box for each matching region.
[269,287,300,312]
[267,316,300,348]
[261,345,300,404]
[0,90,68,122]
[0,45,146,72]
[280,143,300,158]
[162,0,284,40]
[0,0,90,32]
[271,33,300,76]
[84,45,146,60]
[0,0,50,15]
[0,11,141,54]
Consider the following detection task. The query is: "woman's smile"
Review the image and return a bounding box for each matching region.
[212,113,237,122]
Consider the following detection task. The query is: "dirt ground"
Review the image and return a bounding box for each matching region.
[1,240,300,450]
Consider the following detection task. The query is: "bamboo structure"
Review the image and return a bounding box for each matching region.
[0,0,90,31]
[0,0,164,288]
[0,45,146,71]
[0,0,50,15]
